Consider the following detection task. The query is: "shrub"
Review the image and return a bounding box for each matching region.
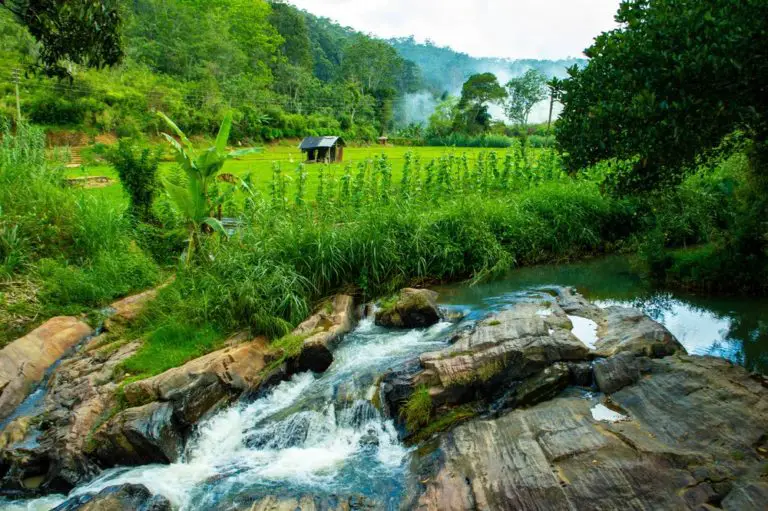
[106,139,162,222]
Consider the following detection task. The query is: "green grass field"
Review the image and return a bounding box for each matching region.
[68,144,539,203]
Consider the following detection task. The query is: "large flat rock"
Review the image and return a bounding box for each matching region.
[0,316,92,420]
[413,355,768,510]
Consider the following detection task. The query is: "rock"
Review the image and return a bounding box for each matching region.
[417,302,589,408]
[566,361,594,387]
[722,482,768,511]
[593,352,641,393]
[554,286,605,322]
[104,288,160,329]
[122,339,271,426]
[379,360,422,425]
[0,336,141,496]
[375,288,440,328]
[52,484,171,511]
[595,306,685,358]
[512,362,570,407]
[295,294,357,372]
[92,401,183,466]
[414,356,768,510]
[0,316,93,420]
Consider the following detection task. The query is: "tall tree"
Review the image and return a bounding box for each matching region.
[556,0,768,192]
[456,73,506,134]
[1,0,122,78]
[504,69,548,131]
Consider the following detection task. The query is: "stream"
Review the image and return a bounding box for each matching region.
[4,256,768,510]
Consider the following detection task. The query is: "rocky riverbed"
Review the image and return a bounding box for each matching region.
[0,283,766,510]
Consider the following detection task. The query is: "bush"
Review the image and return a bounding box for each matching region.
[106,139,161,222]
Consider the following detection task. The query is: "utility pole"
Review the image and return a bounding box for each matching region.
[12,69,21,121]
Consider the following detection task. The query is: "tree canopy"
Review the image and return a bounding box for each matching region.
[504,69,548,129]
[1,0,122,78]
[556,0,768,192]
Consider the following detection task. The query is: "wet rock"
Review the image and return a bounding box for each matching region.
[595,306,685,358]
[375,288,440,329]
[566,360,594,387]
[417,302,589,408]
[0,316,93,420]
[379,361,421,424]
[722,482,768,511]
[511,362,570,407]
[554,286,604,322]
[593,352,641,393]
[92,401,183,466]
[52,483,171,511]
[414,354,768,510]
[122,338,272,426]
[295,294,357,372]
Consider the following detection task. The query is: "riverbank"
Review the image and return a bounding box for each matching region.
[1,281,766,510]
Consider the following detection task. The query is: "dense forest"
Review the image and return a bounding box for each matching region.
[0,0,577,143]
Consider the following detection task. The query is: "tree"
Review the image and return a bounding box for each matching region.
[107,140,161,223]
[269,0,313,70]
[504,69,548,131]
[555,0,768,193]
[158,112,260,265]
[456,73,506,134]
[0,0,122,78]
[426,96,459,138]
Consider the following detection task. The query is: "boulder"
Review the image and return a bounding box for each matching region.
[412,355,768,510]
[92,401,183,466]
[593,351,641,393]
[53,484,171,511]
[104,288,160,330]
[594,306,685,358]
[0,317,93,420]
[375,288,440,328]
[511,362,571,407]
[417,302,589,407]
[0,335,142,495]
[294,294,357,372]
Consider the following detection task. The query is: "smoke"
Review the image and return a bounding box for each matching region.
[399,91,438,126]
[397,59,575,127]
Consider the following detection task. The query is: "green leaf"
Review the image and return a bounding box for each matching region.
[215,111,234,154]
[203,217,228,237]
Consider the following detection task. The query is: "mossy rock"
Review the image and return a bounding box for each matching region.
[375,288,440,328]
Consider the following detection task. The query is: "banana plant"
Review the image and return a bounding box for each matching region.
[158,111,260,264]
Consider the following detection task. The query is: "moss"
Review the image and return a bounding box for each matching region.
[731,450,746,461]
[370,374,385,410]
[379,293,399,312]
[264,331,313,372]
[487,320,502,326]
[409,405,478,444]
[401,385,432,432]
[448,357,507,387]
[95,338,132,358]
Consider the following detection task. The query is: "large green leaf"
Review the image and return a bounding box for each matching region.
[158,112,194,155]
[215,111,234,154]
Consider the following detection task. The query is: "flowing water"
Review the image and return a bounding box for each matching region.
[5,256,768,509]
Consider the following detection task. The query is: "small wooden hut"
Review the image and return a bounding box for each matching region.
[299,136,345,163]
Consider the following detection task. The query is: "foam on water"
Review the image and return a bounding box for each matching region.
[49,317,456,510]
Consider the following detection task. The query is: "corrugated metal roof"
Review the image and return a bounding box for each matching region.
[299,136,345,150]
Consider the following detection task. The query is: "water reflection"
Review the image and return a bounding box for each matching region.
[436,256,768,374]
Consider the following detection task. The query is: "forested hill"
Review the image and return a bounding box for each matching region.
[389,37,586,95]
[1,0,584,140]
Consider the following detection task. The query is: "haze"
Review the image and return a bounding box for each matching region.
[288,0,621,59]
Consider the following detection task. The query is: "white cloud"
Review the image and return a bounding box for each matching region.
[287,0,620,59]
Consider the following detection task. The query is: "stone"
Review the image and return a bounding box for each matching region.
[595,306,685,358]
[411,350,768,510]
[593,352,641,393]
[554,286,605,322]
[416,302,589,407]
[566,360,594,387]
[0,316,93,420]
[512,362,570,407]
[295,294,357,372]
[52,483,171,511]
[375,288,440,328]
[104,288,159,329]
[722,482,768,511]
[92,402,184,466]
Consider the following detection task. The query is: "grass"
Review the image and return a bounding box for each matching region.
[408,404,478,444]
[116,320,224,381]
[401,385,433,432]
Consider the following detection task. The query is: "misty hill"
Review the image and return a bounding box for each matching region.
[389,37,587,95]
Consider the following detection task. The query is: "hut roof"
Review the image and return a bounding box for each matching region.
[299,136,345,150]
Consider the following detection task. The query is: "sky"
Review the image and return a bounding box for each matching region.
[287,0,621,60]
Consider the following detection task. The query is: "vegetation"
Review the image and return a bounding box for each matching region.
[557,0,768,293]
[106,139,161,222]
[402,386,433,432]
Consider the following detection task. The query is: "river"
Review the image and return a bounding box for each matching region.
[5,256,767,510]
